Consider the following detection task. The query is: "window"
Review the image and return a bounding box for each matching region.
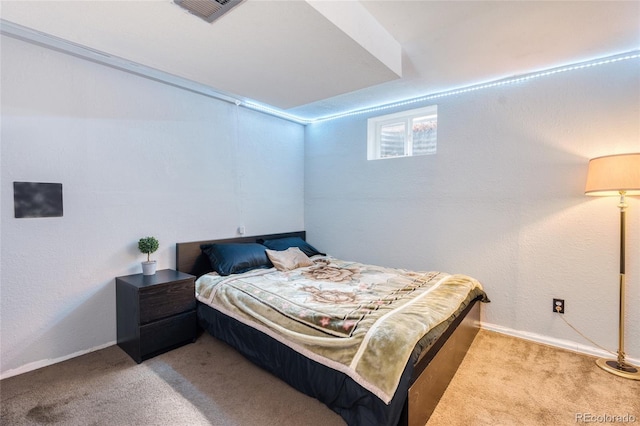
[367,105,437,160]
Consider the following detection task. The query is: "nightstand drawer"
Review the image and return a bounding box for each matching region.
[116,269,196,363]
[139,310,196,359]
[139,279,195,324]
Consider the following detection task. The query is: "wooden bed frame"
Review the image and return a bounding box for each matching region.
[176,231,481,426]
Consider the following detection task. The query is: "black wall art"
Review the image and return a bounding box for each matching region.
[13,182,63,218]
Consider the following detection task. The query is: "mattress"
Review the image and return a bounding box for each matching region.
[195,255,486,425]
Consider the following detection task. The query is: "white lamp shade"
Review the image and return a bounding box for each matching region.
[585,153,640,196]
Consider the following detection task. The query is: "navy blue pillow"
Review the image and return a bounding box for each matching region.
[260,237,325,257]
[200,243,272,276]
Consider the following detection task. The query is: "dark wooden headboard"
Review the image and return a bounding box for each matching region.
[175,231,306,277]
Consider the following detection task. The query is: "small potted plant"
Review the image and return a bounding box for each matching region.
[138,236,159,275]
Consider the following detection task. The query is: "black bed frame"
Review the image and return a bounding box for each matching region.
[176,231,481,426]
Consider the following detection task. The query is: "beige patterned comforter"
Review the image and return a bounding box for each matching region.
[196,256,485,404]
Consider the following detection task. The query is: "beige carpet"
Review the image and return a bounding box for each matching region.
[427,330,640,426]
[0,332,343,426]
[1,329,638,425]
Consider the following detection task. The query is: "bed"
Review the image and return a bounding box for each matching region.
[176,231,488,426]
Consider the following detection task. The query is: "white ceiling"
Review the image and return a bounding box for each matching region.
[1,0,639,121]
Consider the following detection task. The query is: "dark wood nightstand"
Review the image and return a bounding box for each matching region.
[116,269,196,363]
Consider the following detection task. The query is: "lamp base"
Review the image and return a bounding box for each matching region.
[596,358,640,380]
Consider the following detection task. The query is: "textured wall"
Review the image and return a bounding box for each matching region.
[0,35,304,377]
[305,58,640,360]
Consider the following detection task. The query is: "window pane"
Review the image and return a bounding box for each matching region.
[380,122,406,158]
[367,104,437,160]
[412,116,437,155]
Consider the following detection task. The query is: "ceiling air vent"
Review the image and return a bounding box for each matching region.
[174,0,244,23]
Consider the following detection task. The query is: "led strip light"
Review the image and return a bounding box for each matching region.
[1,19,638,126]
[305,51,640,124]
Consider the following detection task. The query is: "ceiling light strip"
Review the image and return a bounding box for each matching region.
[242,101,312,124]
[2,19,637,126]
[307,50,640,124]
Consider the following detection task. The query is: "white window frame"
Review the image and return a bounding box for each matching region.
[367,105,437,160]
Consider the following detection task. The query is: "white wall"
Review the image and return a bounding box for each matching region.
[0,35,305,377]
[305,58,640,360]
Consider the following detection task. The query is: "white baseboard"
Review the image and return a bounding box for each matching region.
[481,322,640,366]
[0,341,116,380]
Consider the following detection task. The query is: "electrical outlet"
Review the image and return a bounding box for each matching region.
[553,298,565,314]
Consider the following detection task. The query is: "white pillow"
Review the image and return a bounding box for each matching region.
[266,247,314,271]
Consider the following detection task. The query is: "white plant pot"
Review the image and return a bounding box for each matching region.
[141,260,157,275]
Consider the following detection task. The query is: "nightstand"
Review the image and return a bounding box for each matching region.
[116,269,196,363]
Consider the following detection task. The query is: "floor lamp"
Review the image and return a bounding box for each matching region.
[585,153,640,380]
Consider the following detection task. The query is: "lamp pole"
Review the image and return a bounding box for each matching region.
[595,190,640,379]
[585,153,640,380]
